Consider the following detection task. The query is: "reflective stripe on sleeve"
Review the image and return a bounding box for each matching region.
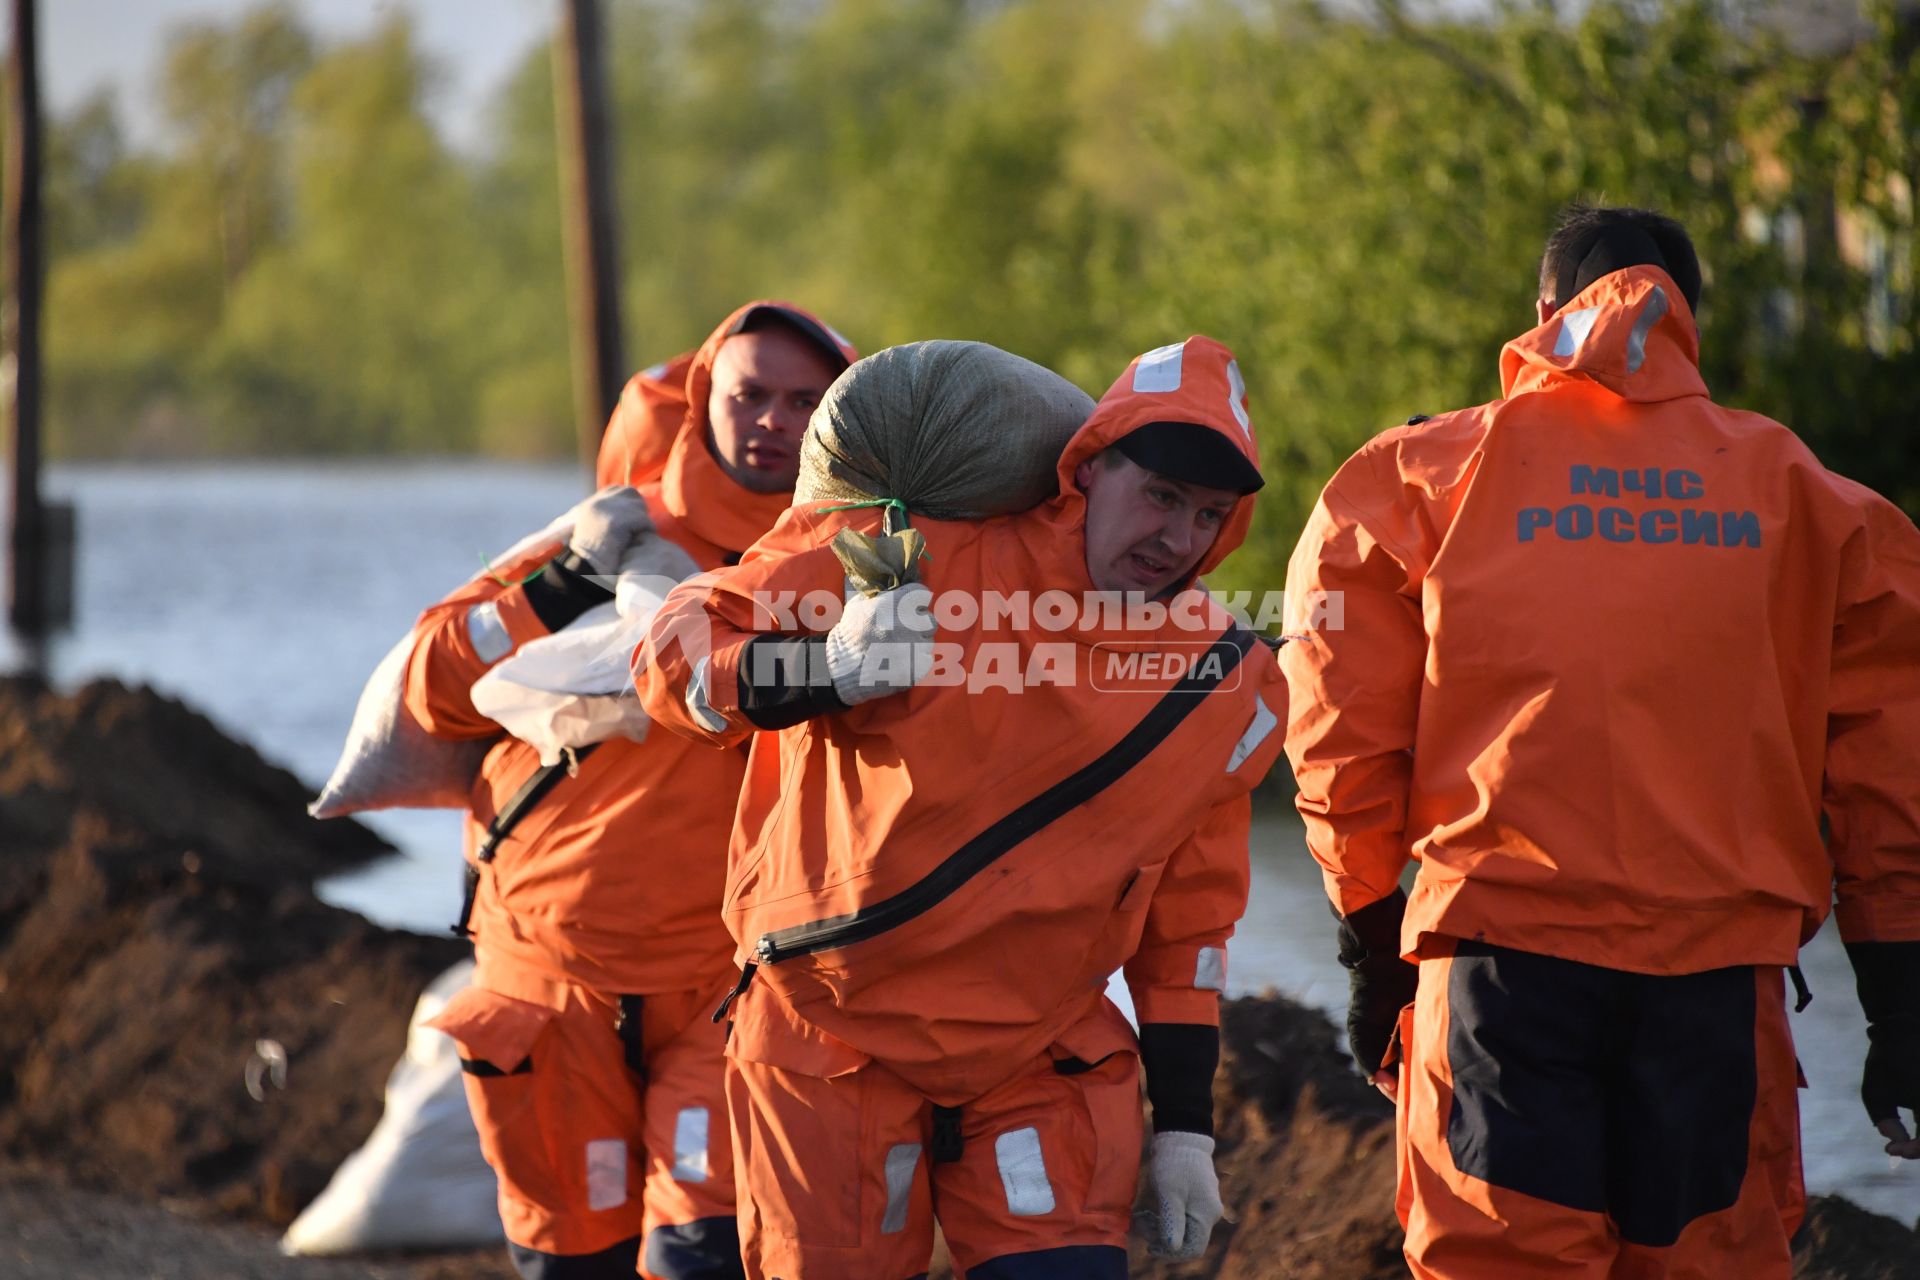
[1196,946,1227,992]
[1228,698,1278,772]
[466,601,513,664]
[686,656,727,733]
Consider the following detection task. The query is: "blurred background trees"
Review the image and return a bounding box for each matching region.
[12,0,1918,571]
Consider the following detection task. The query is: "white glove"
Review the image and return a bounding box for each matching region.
[1144,1130,1223,1260]
[824,582,935,706]
[567,486,654,576]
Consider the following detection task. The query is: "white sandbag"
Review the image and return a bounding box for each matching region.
[612,531,699,618]
[309,517,573,818]
[279,960,502,1256]
[467,536,697,765]
[306,631,488,818]
[796,340,1094,520]
[470,604,650,764]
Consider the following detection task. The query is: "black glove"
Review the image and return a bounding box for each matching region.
[1845,940,1920,1150]
[1335,889,1419,1077]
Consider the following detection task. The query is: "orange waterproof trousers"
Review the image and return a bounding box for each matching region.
[1395,941,1806,1280]
[725,990,1140,1280]
[431,977,740,1279]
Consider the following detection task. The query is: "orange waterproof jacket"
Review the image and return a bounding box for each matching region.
[636,337,1286,1101]
[1281,265,1920,975]
[406,302,857,1004]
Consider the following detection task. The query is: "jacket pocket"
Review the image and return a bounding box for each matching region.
[1075,858,1172,995]
[1115,858,1170,914]
[426,984,556,1075]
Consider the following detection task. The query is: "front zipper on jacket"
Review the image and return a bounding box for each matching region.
[751,625,1256,966]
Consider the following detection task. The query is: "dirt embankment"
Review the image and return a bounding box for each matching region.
[1132,993,1406,1279]
[0,677,1912,1278]
[0,677,467,1224]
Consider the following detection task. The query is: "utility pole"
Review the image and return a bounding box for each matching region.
[553,0,625,480]
[5,0,68,670]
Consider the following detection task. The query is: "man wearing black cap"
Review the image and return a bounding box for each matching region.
[1280,204,1920,1277]
[635,336,1288,1278]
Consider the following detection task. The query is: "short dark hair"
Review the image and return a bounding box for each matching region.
[1539,204,1702,315]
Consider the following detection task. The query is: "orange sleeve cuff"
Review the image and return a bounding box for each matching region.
[705,636,753,717]
[1131,985,1223,1027]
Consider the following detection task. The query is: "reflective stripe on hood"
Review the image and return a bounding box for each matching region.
[1499,265,1708,405]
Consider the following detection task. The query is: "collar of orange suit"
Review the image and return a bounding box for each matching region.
[1500,264,1709,406]
[1036,334,1264,592]
[659,300,859,556]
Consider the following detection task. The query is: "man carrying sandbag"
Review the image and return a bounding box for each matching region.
[1281,205,1920,1278]
[636,337,1285,1279]
[410,301,856,1280]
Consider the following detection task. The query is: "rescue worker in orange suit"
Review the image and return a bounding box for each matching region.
[635,336,1287,1280]
[1280,205,1920,1279]
[408,301,857,1280]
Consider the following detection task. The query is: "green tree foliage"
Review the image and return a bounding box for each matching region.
[209,15,498,452]
[23,0,1920,569]
[40,3,313,454]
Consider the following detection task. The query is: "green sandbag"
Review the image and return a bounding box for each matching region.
[830,524,928,597]
[796,340,1094,523]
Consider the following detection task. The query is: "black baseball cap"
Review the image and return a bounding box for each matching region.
[1113,420,1264,495]
[730,304,853,372]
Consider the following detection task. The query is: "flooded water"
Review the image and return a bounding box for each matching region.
[6,459,1912,1223]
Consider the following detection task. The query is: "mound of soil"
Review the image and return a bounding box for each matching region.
[1121,992,1403,1280]
[0,676,390,892]
[1794,1194,1920,1280]
[0,678,463,1223]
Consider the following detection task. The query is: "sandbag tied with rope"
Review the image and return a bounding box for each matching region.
[796,340,1095,595]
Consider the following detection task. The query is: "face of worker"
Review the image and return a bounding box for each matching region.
[706,328,842,494]
[1074,452,1238,597]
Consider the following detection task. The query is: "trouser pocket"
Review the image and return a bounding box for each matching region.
[1060,1051,1144,1216]
[428,985,568,1225]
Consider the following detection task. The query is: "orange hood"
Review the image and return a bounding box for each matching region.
[604,300,858,556]
[1499,264,1709,405]
[1042,335,1262,582]
[596,353,696,489]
